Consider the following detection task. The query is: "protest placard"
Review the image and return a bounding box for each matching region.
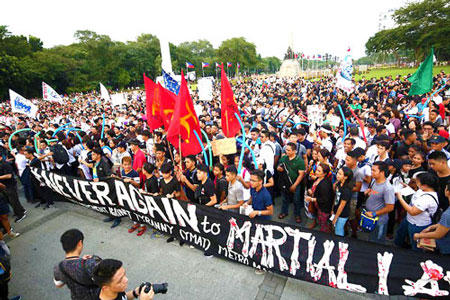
[211,138,237,156]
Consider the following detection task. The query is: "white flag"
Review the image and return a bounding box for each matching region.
[9,89,38,118]
[336,54,354,94]
[100,83,111,101]
[42,82,64,104]
[159,36,173,74]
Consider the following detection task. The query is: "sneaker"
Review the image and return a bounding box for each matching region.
[8,231,20,238]
[179,241,184,247]
[189,245,195,249]
[255,269,266,275]
[35,203,42,208]
[137,227,147,237]
[45,204,54,209]
[204,252,214,258]
[10,296,22,300]
[15,214,26,223]
[166,237,175,243]
[128,224,139,233]
[111,218,121,228]
[103,216,114,222]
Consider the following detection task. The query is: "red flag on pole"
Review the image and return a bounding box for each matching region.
[166,70,202,156]
[220,65,241,137]
[158,83,177,129]
[143,74,163,131]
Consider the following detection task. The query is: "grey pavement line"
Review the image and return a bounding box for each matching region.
[256,272,287,300]
[7,209,67,238]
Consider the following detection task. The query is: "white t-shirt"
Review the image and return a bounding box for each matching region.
[320,137,333,153]
[238,167,251,201]
[407,190,438,226]
[386,123,396,136]
[78,150,92,180]
[359,164,372,192]
[15,153,28,177]
[353,137,366,150]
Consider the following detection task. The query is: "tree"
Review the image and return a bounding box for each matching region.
[217,37,259,74]
[365,0,450,62]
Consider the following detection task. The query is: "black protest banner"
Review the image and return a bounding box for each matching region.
[31,168,450,298]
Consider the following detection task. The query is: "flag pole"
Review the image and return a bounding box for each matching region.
[178,135,183,171]
[225,110,229,137]
[165,135,176,168]
[202,66,204,78]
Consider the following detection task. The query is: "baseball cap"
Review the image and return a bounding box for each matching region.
[428,135,446,144]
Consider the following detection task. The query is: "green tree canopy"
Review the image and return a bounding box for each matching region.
[365,0,450,62]
[0,26,280,99]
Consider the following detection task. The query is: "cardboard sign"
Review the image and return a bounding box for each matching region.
[211,138,237,156]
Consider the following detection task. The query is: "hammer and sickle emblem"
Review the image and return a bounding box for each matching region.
[180,102,198,139]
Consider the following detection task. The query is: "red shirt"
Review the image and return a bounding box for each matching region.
[439,103,446,120]
[133,148,146,186]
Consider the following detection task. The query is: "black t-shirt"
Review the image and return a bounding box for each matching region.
[333,184,352,218]
[54,258,100,300]
[145,176,159,194]
[97,291,127,300]
[408,166,425,178]
[185,168,200,201]
[0,160,16,186]
[214,176,228,203]
[195,178,215,205]
[437,175,450,211]
[160,177,181,197]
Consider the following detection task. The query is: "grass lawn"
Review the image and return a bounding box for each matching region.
[353,65,450,81]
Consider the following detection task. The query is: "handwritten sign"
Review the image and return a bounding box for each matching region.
[211,138,237,156]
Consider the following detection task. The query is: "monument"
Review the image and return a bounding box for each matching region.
[277,34,301,77]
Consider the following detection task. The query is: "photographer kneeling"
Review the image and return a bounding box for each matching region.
[92,259,155,300]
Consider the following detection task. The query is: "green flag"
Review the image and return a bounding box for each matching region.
[407,47,434,96]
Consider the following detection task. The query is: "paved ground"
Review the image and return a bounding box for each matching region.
[5,189,411,300]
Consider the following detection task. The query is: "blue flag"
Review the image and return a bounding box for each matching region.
[162,69,180,95]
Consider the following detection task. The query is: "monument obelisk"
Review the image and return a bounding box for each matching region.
[277,32,301,77]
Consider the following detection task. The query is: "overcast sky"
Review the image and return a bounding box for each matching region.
[1,0,407,59]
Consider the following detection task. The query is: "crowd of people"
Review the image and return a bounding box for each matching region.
[0,70,450,264]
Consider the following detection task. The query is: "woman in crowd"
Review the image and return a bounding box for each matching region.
[306,163,334,232]
[331,167,353,237]
[395,172,439,251]
[414,181,450,255]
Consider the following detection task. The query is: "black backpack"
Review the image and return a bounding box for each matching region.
[424,193,443,224]
[51,144,69,164]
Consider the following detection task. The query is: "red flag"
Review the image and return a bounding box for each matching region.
[158,83,177,129]
[220,65,241,137]
[144,74,163,131]
[166,70,202,156]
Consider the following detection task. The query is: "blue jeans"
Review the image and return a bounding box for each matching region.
[394,218,430,251]
[20,171,34,202]
[368,222,388,244]
[335,217,348,237]
[281,185,302,217]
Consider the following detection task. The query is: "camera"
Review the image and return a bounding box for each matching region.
[139,282,168,295]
